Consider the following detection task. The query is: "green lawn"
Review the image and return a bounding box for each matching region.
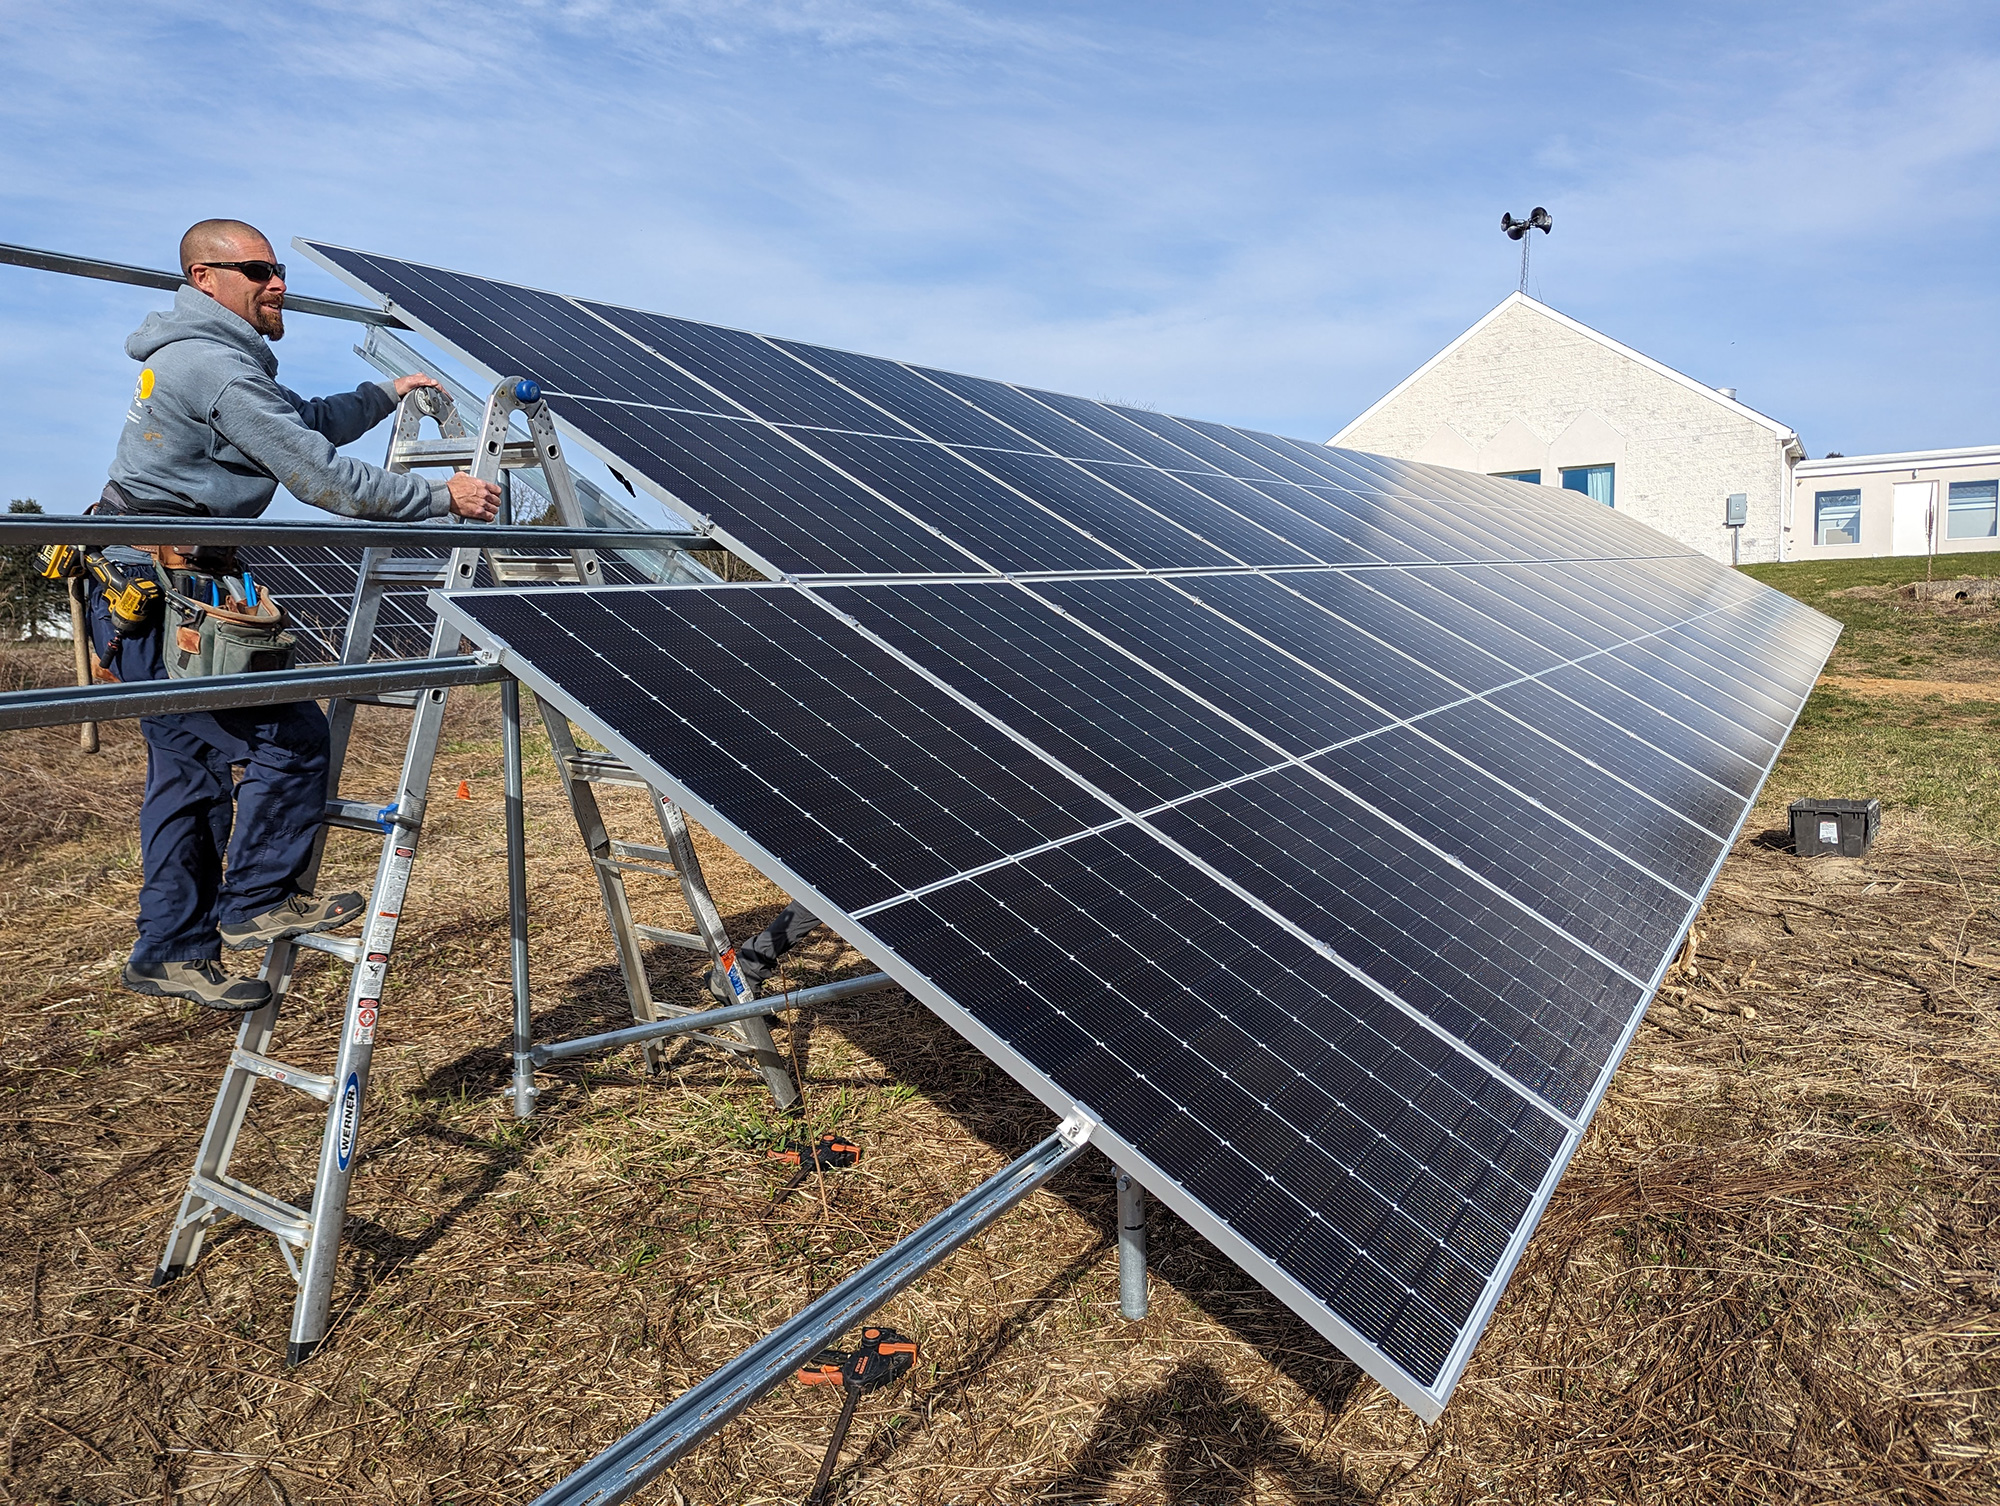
[1742,553,2000,680]
[1741,555,2000,847]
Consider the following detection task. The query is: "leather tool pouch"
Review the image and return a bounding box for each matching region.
[153,543,241,576]
[159,573,297,681]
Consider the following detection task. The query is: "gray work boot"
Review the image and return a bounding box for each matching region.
[219,891,365,950]
[124,958,272,1013]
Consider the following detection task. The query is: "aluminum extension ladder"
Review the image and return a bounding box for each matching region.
[150,377,794,1363]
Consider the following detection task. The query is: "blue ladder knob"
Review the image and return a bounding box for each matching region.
[514,378,542,404]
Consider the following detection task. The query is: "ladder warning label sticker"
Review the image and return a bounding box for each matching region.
[335,1073,361,1170]
[352,1003,378,1044]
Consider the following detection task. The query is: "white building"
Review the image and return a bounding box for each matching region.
[1332,293,1803,565]
[1791,445,2000,561]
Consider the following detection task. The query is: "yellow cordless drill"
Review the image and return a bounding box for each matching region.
[37,544,164,668]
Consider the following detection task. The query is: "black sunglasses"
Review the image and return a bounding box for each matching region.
[194,259,286,283]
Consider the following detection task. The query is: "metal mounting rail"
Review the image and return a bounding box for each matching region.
[0,241,408,328]
[529,972,893,1067]
[0,516,709,553]
[530,1118,1094,1506]
[0,657,506,730]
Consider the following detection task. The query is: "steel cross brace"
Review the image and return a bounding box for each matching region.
[529,1115,1096,1506]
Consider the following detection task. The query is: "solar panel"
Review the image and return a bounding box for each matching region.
[436,567,1834,1418]
[302,240,1839,1416]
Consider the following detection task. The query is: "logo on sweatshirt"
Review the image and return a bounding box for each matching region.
[136,368,155,400]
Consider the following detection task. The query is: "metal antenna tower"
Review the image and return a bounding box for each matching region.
[1501,207,1553,293]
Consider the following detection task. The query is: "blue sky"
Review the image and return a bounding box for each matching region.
[4,1,1997,518]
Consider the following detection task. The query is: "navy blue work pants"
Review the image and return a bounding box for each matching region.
[88,583,330,964]
[734,900,822,985]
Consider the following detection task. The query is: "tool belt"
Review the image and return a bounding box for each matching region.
[157,570,297,680]
[90,482,297,680]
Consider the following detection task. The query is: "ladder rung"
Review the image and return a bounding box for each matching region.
[489,558,584,584]
[324,797,400,833]
[635,925,707,951]
[191,1174,311,1246]
[564,752,646,787]
[391,437,538,469]
[230,1049,335,1102]
[364,557,451,583]
[295,931,363,965]
[593,854,676,880]
[609,840,676,867]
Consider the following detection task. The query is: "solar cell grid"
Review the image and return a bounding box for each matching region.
[787,430,1121,574]
[916,368,1138,464]
[434,568,1830,1416]
[1537,663,1767,795]
[1071,461,1322,567]
[326,250,736,415]
[1018,387,1228,474]
[1167,471,1387,564]
[966,449,1236,569]
[1030,576,1392,754]
[1148,766,1636,1117]
[1311,730,1692,971]
[817,581,1275,810]
[773,340,1032,450]
[1170,573,1473,721]
[1413,699,1728,896]
[564,400,982,577]
[586,305,903,435]
[855,825,1568,1385]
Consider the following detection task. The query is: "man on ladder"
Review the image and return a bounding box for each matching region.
[85,218,500,1012]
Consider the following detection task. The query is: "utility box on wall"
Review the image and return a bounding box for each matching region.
[1790,797,1880,858]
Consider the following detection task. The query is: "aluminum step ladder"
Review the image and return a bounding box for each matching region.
[520,715,797,1116]
[149,376,793,1363]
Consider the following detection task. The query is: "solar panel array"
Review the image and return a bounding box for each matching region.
[307,241,1839,1418]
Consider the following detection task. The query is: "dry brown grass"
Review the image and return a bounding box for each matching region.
[1,640,1996,1505]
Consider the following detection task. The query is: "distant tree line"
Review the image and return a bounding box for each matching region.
[1,500,64,641]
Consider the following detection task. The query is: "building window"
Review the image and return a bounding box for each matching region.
[1815,489,1861,546]
[1947,479,1998,539]
[1493,470,1541,484]
[1561,464,1614,507]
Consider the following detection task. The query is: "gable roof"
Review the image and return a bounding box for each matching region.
[1330,291,1802,453]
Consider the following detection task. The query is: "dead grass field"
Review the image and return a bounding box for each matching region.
[2,560,1998,1505]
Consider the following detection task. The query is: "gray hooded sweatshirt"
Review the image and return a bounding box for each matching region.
[108,285,449,519]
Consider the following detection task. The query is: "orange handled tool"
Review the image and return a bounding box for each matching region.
[796,1326,918,1504]
[769,1135,861,1200]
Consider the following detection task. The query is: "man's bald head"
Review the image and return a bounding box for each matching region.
[180,219,286,339]
[179,219,272,278]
